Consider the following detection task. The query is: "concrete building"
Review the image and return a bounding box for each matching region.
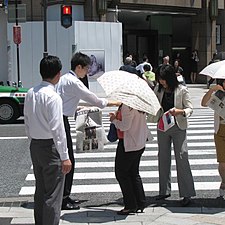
[0,0,224,84]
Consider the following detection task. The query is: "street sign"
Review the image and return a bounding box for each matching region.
[13,25,21,44]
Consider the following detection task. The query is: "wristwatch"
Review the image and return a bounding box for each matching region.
[182,110,186,117]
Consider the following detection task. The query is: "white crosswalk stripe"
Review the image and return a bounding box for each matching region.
[19,107,220,195]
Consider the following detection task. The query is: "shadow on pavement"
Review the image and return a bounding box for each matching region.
[147,196,225,214]
[62,208,126,223]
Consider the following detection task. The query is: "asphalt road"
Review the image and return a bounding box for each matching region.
[0,121,31,198]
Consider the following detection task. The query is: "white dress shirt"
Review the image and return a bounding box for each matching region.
[136,62,153,74]
[24,81,69,161]
[56,71,108,117]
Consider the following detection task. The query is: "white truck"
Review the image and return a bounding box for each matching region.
[0,85,28,123]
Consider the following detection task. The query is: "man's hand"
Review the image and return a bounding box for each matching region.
[61,159,72,175]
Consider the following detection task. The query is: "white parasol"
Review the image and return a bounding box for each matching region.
[97,70,161,115]
[199,60,225,79]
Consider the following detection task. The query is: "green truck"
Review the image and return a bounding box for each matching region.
[0,86,28,124]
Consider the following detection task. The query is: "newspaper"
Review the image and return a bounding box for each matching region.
[75,107,108,153]
[157,111,175,132]
[208,90,225,119]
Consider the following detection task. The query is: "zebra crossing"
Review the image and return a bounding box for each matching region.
[19,106,220,196]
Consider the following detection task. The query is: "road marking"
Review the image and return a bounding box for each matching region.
[26,169,219,181]
[0,137,27,139]
[73,150,216,158]
[19,108,219,196]
[19,181,221,195]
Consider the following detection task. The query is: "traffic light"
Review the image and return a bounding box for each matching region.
[61,5,72,28]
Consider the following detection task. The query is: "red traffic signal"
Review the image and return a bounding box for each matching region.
[61,5,72,28]
[62,5,72,15]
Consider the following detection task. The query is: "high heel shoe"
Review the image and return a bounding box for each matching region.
[136,207,145,213]
[117,208,136,215]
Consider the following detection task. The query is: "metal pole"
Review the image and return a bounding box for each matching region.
[15,0,21,85]
[43,0,48,57]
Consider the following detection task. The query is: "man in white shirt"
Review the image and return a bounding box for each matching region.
[24,55,72,225]
[136,56,153,74]
[57,52,119,210]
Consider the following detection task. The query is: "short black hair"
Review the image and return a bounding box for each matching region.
[156,64,179,92]
[143,64,151,71]
[40,55,62,80]
[71,52,91,71]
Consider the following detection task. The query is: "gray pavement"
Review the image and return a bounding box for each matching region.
[1,83,225,225]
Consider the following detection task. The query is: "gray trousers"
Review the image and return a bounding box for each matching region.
[157,124,196,198]
[30,139,65,225]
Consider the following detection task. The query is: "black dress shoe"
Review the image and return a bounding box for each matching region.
[61,202,80,210]
[155,194,171,200]
[180,197,191,207]
[117,209,136,215]
[67,197,80,204]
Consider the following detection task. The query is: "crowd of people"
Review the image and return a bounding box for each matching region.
[24,51,224,224]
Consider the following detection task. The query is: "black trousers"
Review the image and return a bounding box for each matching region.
[115,139,146,210]
[63,116,75,198]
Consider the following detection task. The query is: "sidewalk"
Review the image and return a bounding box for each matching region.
[1,199,225,225]
[1,83,225,225]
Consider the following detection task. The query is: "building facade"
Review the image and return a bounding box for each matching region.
[1,0,225,83]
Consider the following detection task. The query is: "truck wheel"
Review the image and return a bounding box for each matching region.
[0,99,20,124]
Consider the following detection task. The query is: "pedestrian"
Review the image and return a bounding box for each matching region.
[24,55,72,225]
[154,64,196,206]
[155,55,171,82]
[174,60,186,86]
[109,104,148,215]
[136,56,153,75]
[56,52,120,210]
[201,79,225,198]
[190,49,199,83]
[142,64,155,89]
[119,57,139,75]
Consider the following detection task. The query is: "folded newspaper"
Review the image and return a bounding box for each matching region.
[157,111,175,132]
[208,90,225,119]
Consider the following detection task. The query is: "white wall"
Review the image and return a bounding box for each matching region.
[8,21,74,88]
[0,9,8,84]
[7,21,122,90]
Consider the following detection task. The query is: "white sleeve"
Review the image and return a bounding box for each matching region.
[75,80,108,108]
[47,95,69,161]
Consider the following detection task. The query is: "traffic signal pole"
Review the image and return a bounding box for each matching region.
[15,0,21,85]
[43,0,48,57]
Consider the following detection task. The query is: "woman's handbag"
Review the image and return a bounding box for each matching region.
[107,123,118,142]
